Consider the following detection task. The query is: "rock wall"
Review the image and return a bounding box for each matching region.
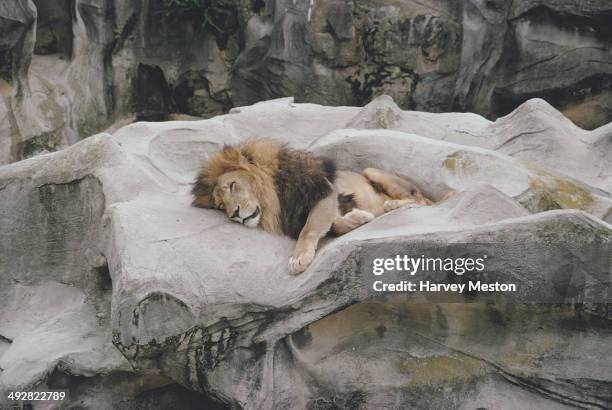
[0,0,611,164]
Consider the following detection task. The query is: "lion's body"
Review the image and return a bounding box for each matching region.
[192,139,432,274]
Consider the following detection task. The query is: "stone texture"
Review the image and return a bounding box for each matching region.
[0,0,37,164]
[1,0,612,165]
[348,96,612,197]
[0,97,611,408]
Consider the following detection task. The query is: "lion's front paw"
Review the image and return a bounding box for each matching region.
[288,247,315,276]
[347,209,375,225]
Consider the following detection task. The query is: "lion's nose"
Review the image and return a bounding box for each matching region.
[231,206,241,220]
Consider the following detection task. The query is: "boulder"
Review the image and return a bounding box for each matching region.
[0,98,611,408]
[349,96,612,196]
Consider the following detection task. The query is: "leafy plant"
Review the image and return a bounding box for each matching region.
[162,0,237,32]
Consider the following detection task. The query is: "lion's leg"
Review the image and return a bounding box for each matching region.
[382,199,421,213]
[362,168,432,205]
[362,168,415,199]
[331,209,375,236]
[288,194,338,276]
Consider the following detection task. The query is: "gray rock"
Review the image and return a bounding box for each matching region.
[346,94,402,129]
[1,98,611,408]
[3,0,612,165]
[0,0,36,164]
[344,97,612,198]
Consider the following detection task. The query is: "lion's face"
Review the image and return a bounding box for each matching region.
[213,171,262,228]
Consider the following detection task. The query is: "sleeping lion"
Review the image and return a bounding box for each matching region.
[191,139,432,275]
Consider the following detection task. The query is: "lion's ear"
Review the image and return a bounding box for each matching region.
[191,179,214,208]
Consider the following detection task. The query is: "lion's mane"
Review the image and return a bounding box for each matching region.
[192,139,336,238]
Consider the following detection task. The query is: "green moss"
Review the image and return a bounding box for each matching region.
[528,172,594,211]
[538,213,612,243]
[76,104,110,138]
[397,355,485,386]
[19,132,61,159]
[443,152,476,174]
[85,142,104,163]
[38,92,65,131]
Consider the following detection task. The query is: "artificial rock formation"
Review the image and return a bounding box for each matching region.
[0,96,611,408]
[1,0,612,165]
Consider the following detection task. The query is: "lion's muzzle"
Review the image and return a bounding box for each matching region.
[230,205,261,228]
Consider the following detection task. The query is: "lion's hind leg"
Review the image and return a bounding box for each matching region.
[331,209,374,236]
[382,198,422,213]
[362,167,432,205]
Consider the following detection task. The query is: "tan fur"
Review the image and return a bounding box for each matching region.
[0,80,12,98]
[193,139,283,234]
[193,140,437,275]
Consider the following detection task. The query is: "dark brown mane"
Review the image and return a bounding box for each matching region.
[275,148,336,238]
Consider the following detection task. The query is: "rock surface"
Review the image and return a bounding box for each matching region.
[1,97,611,408]
[1,0,612,164]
